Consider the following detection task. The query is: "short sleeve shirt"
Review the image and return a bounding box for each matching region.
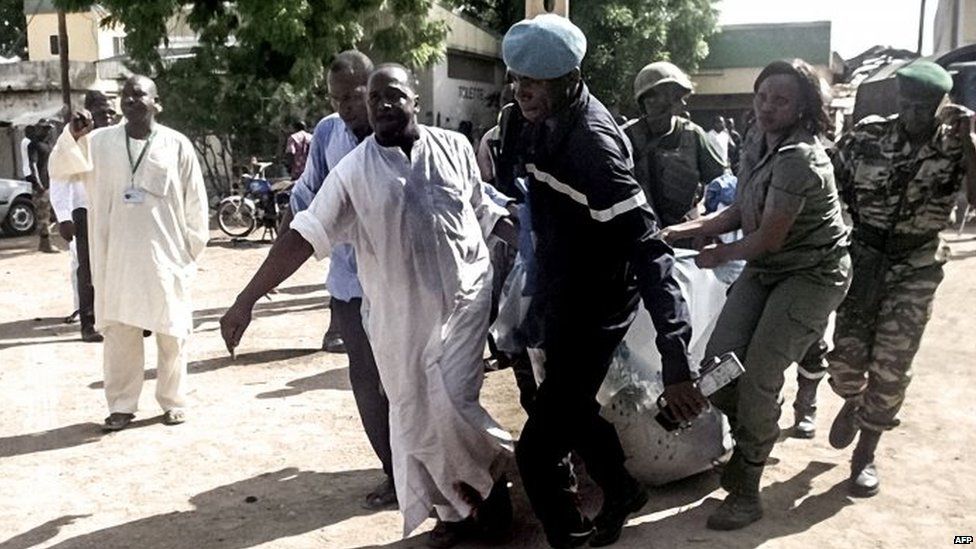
[736,127,850,283]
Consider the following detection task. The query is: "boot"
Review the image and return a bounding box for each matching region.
[590,477,649,547]
[849,429,881,497]
[38,236,57,253]
[792,375,822,439]
[829,397,860,449]
[707,452,764,531]
[80,315,103,343]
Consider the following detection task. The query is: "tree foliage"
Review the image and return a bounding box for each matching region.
[451,0,718,115]
[573,0,719,114]
[0,0,27,58]
[53,0,450,192]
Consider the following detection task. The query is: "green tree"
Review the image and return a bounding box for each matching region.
[54,0,450,193]
[573,0,719,115]
[1,0,27,58]
[450,0,523,35]
[451,0,718,115]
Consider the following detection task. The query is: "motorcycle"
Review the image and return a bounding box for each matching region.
[216,162,293,240]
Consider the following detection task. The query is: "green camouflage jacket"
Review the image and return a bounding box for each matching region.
[834,114,966,264]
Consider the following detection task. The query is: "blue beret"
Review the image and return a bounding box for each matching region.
[502,14,586,80]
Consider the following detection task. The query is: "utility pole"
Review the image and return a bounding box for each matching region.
[57,9,71,120]
[917,0,927,55]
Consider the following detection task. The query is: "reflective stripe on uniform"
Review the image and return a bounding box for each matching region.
[526,163,646,223]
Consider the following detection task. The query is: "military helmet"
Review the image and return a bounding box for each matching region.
[633,61,693,102]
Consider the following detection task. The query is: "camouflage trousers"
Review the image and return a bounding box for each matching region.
[33,185,51,238]
[827,254,944,432]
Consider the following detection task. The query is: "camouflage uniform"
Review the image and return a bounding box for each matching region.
[828,115,967,432]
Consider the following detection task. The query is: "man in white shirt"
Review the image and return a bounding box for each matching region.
[50,91,117,343]
[50,76,209,431]
[705,115,731,166]
[221,65,518,546]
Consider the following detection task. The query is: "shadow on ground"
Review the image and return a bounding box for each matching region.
[0,417,169,459]
[41,467,384,549]
[0,291,327,351]
[0,514,91,549]
[256,367,352,398]
[87,348,321,389]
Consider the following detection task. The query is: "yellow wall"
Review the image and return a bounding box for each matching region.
[525,0,569,18]
[27,11,125,62]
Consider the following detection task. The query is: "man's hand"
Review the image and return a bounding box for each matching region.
[694,243,725,269]
[942,103,976,141]
[58,221,75,242]
[492,216,520,249]
[219,299,255,357]
[662,380,709,423]
[69,109,94,141]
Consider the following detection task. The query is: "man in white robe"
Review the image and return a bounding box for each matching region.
[49,75,209,431]
[220,65,516,545]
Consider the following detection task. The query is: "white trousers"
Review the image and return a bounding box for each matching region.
[103,323,188,414]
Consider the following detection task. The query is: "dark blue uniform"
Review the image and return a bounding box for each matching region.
[515,83,693,538]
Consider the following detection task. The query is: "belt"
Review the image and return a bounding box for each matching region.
[853,224,939,254]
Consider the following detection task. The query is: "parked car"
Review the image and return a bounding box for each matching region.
[0,178,36,236]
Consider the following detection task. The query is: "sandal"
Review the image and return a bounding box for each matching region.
[102,413,134,432]
[163,409,186,425]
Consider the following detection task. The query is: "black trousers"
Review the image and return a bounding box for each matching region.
[516,319,635,536]
[332,297,393,479]
[72,208,96,329]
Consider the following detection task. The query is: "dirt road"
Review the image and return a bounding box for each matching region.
[1,230,973,548]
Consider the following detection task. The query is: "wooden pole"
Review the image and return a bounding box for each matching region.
[57,10,71,120]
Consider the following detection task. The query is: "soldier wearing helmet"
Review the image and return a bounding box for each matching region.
[623,61,727,230]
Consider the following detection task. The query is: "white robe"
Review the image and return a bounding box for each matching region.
[291,126,514,535]
[49,124,209,338]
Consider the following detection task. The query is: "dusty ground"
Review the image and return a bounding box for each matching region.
[0,228,974,549]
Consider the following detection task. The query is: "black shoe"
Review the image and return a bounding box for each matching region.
[589,481,649,547]
[102,412,134,431]
[476,478,513,542]
[829,398,859,449]
[81,324,103,343]
[322,332,346,353]
[362,477,398,510]
[426,517,476,549]
[546,517,594,549]
[849,429,881,497]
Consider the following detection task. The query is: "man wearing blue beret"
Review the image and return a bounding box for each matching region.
[827,60,976,497]
[502,14,707,548]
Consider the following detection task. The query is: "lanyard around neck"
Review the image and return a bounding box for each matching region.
[126,130,156,177]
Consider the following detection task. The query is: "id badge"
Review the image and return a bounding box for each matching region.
[122,187,146,204]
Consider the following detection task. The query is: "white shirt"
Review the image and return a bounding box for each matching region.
[706,129,731,165]
[20,137,31,178]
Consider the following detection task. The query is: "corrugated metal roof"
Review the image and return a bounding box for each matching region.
[700,21,832,70]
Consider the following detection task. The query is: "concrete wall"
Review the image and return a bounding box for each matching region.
[423,57,503,134]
